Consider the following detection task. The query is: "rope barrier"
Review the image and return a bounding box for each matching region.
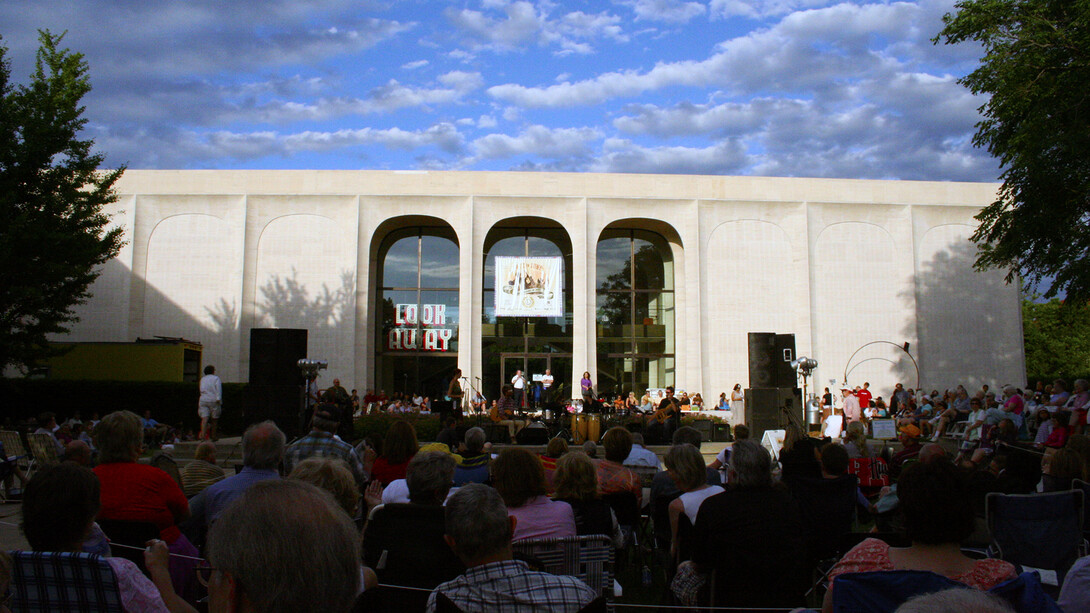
[0,520,207,562]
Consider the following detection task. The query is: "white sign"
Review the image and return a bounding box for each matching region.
[494,256,563,317]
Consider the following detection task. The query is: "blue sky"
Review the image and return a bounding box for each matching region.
[0,0,998,181]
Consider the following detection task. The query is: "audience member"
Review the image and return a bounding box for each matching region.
[823,459,1016,612]
[1058,553,1090,613]
[623,432,661,468]
[453,426,490,486]
[1039,447,1084,493]
[692,439,807,609]
[189,421,285,528]
[708,424,749,479]
[552,451,622,547]
[540,436,568,492]
[284,405,371,489]
[288,456,361,517]
[63,439,93,466]
[34,412,65,456]
[890,424,923,477]
[655,426,721,499]
[582,439,597,458]
[21,462,188,613]
[426,484,597,613]
[665,443,723,562]
[363,451,463,604]
[198,480,362,613]
[371,419,419,486]
[595,427,642,505]
[843,420,872,459]
[93,410,197,599]
[779,421,822,479]
[492,447,576,540]
[180,440,226,498]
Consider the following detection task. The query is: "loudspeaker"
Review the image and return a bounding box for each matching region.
[516,425,550,445]
[747,332,777,388]
[774,333,797,388]
[744,387,802,442]
[244,384,301,438]
[249,328,308,386]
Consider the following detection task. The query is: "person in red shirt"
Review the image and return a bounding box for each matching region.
[93,410,197,601]
[856,383,873,415]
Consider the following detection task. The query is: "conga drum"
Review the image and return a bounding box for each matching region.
[572,414,589,444]
[586,414,601,443]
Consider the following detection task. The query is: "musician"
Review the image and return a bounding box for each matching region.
[646,386,681,444]
[445,369,464,420]
[494,385,527,440]
[511,369,527,408]
[581,372,595,404]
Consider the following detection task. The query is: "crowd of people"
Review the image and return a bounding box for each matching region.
[4,376,1090,612]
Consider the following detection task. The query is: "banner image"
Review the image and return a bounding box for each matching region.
[494,256,563,317]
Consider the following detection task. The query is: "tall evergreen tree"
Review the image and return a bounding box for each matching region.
[0,31,125,372]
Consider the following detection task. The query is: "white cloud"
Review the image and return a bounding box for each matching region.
[709,0,838,20]
[445,1,627,54]
[477,115,499,128]
[402,59,429,70]
[625,0,707,23]
[471,124,601,159]
[591,138,750,174]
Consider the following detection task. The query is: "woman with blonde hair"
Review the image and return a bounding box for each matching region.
[843,420,871,459]
[665,443,723,561]
[552,451,622,546]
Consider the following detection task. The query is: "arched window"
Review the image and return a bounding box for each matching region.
[376,227,459,398]
[482,224,573,404]
[596,229,675,398]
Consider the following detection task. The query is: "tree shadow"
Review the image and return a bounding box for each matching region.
[900,236,1025,392]
[256,268,355,331]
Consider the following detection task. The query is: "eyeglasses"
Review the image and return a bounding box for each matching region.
[195,565,218,587]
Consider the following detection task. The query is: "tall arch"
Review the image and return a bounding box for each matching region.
[481,217,574,403]
[595,219,680,399]
[370,216,460,398]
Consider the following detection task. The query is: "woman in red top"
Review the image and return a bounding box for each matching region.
[823,459,1015,611]
[93,410,198,601]
[370,420,418,486]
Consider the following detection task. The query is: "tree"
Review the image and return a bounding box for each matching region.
[1022,298,1090,381]
[0,31,125,373]
[935,1,1090,302]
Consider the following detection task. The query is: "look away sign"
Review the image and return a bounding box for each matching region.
[494,256,563,317]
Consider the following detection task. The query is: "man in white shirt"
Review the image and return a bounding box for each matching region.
[623,433,662,469]
[511,369,526,408]
[199,364,223,441]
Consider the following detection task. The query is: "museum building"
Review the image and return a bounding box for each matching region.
[58,170,1027,406]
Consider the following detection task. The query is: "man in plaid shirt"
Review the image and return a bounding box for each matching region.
[427,484,597,613]
[284,405,371,489]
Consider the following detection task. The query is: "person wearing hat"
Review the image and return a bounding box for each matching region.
[890,424,923,477]
[841,386,862,424]
[284,404,372,491]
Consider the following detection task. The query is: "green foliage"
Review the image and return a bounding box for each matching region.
[1023,298,1090,382]
[0,379,248,435]
[935,1,1090,302]
[354,412,441,444]
[0,31,125,372]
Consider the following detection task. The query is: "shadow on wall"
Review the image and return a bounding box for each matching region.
[901,236,1024,392]
[57,258,357,384]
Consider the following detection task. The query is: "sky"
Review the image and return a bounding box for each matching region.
[0,0,999,181]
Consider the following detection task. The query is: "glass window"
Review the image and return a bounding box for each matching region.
[596,229,675,397]
[376,228,459,397]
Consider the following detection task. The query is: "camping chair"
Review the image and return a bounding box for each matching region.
[831,570,1061,613]
[9,551,125,613]
[847,456,889,497]
[986,489,1086,588]
[1073,479,1090,544]
[362,503,465,612]
[27,433,61,467]
[512,535,615,604]
[433,591,607,613]
[1,430,34,479]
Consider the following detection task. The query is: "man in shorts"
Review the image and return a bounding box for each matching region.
[199,365,223,440]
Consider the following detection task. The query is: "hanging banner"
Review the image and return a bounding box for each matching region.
[494,256,563,317]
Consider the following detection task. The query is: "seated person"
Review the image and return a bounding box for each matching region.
[427,484,597,613]
[595,427,642,506]
[552,451,623,547]
[453,427,490,486]
[492,447,576,541]
[20,462,188,612]
[665,443,723,562]
[179,441,225,498]
[540,437,568,493]
[823,458,1016,612]
[653,426,721,500]
[363,452,464,598]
